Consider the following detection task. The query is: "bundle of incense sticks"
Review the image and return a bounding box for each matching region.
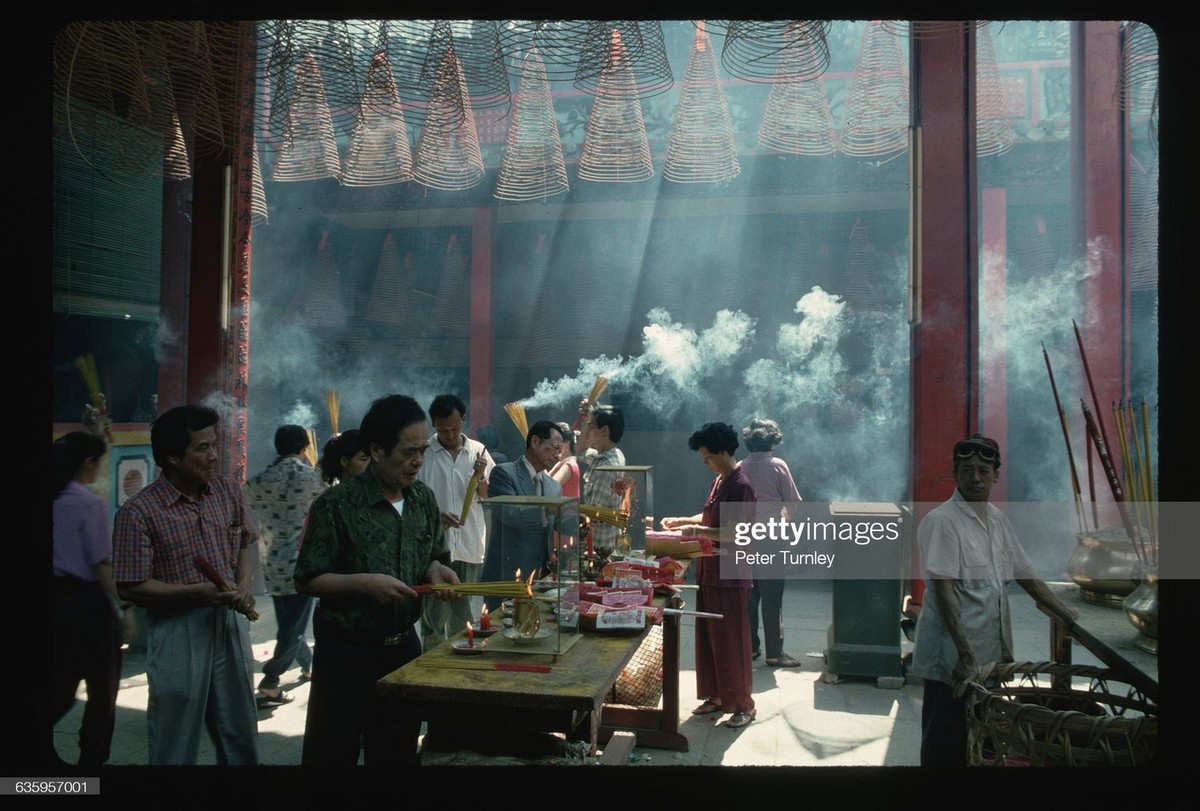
[504,401,528,440]
[304,428,319,467]
[416,659,551,673]
[411,581,533,599]
[193,556,259,620]
[459,466,481,524]
[572,375,610,430]
[1113,399,1158,567]
[327,390,340,436]
[75,353,103,409]
[580,504,630,529]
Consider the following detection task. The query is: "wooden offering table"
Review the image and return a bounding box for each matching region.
[377,606,688,760]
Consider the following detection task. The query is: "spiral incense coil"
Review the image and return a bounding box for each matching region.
[497,20,594,84]
[417,20,510,120]
[975,22,1014,158]
[715,19,831,83]
[494,47,570,202]
[663,22,741,185]
[573,20,673,100]
[250,138,268,226]
[757,22,837,156]
[842,218,887,313]
[1118,21,1158,122]
[576,30,654,183]
[259,20,362,145]
[271,51,342,182]
[342,51,414,187]
[365,234,408,328]
[839,21,909,159]
[411,51,485,190]
[300,232,348,329]
[431,233,469,334]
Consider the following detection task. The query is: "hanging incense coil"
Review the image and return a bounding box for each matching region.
[411,51,485,190]
[880,21,984,40]
[756,22,836,156]
[518,234,558,366]
[250,137,268,226]
[839,21,909,159]
[417,20,510,121]
[663,22,740,184]
[499,20,587,79]
[301,231,348,330]
[1128,154,1158,291]
[271,51,341,182]
[364,233,408,327]
[842,218,886,313]
[975,22,1014,158]
[576,30,654,183]
[342,50,413,187]
[573,21,673,99]
[259,20,362,143]
[1015,213,1057,278]
[1119,20,1158,138]
[431,233,470,334]
[494,47,569,201]
[712,19,831,83]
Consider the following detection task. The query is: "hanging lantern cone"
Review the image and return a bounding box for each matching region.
[365,233,407,327]
[301,231,348,329]
[494,47,569,201]
[663,22,741,184]
[272,51,341,182]
[757,23,837,156]
[431,233,470,334]
[250,137,268,226]
[975,22,1014,158]
[342,51,414,187]
[842,218,886,313]
[412,51,485,190]
[839,22,909,159]
[577,30,654,183]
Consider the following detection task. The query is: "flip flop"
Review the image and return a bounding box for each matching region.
[256,690,294,709]
[723,710,756,729]
[691,700,723,716]
[765,654,803,668]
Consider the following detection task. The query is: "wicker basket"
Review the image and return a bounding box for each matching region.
[964,661,1158,767]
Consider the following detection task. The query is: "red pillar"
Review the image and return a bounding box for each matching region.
[1072,22,1128,486]
[469,207,495,433]
[909,24,978,603]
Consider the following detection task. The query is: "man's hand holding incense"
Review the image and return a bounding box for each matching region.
[360,573,420,604]
[440,511,464,530]
[231,580,256,618]
[425,561,462,601]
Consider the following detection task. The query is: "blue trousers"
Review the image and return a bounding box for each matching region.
[258,593,315,690]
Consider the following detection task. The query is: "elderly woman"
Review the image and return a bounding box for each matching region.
[660,422,758,729]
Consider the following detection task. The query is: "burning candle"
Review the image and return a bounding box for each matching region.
[480,604,491,630]
[466,620,475,648]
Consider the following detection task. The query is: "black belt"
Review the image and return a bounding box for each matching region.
[317,626,416,647]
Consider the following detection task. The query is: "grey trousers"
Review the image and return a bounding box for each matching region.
[419,559,482,652]
[145,605,259,765]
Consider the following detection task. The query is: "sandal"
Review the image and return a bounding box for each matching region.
[691,700,723,716]
[723,710,757,729]
[256,690,294,709]
[765,654,802,668]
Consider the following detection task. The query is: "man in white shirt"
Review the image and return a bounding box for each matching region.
[416,394,495,651]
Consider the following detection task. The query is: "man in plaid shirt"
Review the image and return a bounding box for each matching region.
[113,404,260,765]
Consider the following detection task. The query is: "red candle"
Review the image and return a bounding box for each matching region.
[480,605,491,630]
[466,621,475,648]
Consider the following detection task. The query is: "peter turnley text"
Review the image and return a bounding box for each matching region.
[735,550,837,568]
[732,515,902,546]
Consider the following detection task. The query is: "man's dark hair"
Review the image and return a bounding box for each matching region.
[525,420,565,448]
[953,433,1002,472]
[429,394,467,422]
[555,421,576,456]
[688,422,739,456]
[151,405,220,470]
[592,404,625,443]
[274,424,310,457]
[360,395,426,456]
[742,418,783,453]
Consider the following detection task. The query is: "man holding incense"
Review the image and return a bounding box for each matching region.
[112,404,261,765]
[578,401,627,554]
[911,433,1077,766]
[417,393,495,651]
[294,394,460,766]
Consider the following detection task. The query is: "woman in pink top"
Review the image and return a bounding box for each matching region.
[549,421,581,499]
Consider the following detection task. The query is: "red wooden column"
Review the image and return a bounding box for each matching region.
[909,24,978,603]
[1071,22,1127,482]
[469,206,495,433]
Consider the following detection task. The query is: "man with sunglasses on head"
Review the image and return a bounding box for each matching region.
[911,433,1077,767]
